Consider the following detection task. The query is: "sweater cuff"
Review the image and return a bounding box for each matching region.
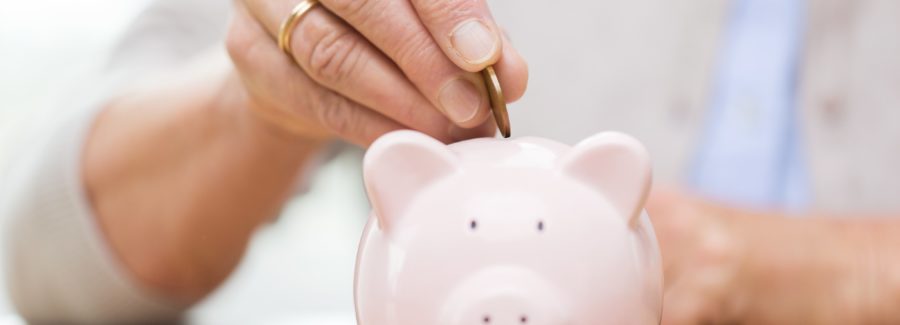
[2,88,183,323]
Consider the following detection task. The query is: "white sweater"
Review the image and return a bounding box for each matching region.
[1,0,230,322]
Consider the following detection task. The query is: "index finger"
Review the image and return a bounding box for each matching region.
[411,0,528,104]
[410,0,502,72]
[319,0,495,128]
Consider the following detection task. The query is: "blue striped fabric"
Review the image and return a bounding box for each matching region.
[689,0,809,210]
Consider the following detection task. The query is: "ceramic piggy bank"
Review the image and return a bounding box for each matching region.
[354,130,662,324]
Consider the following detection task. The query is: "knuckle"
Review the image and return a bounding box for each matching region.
[225,20,256,66]
[305,28,366,85]
[396,106,421,130]
[394,96,429,128]
[394,31,442,74]
[315,92,358,136]
[416,0,478,25]
[325,0,373,22]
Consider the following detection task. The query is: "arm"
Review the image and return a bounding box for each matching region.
[2,55,324,323]
[736,210,900,323]
[95,0,527,302]
[83,62,324,305]
[648,189,900,324]
[5,0,529,321]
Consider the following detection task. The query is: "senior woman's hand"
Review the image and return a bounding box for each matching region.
[227,0,529,146]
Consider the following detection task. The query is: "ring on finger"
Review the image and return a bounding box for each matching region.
[278,0,320,58]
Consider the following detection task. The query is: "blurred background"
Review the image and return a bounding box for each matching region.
[7,0,898,324]
[0,1,365,323]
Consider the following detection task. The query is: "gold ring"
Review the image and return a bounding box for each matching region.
[278,0,320,57]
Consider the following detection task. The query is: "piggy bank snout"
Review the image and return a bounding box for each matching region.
[444,268,570,325]
[453,292,564,325]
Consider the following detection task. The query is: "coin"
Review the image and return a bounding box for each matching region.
[481,66,511,138]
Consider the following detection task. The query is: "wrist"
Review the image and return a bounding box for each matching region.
[737,214,882,323]
[840,220,900,323]
[705,208,827,323]
[86,66,329,304]
[215,72,330,154]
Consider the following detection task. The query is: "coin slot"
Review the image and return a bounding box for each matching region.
[520,315,528,323]
[482,315,491,323]
[537,220,544,232]
[470,220,478,231]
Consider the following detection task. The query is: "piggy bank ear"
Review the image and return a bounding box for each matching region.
[559,132,652,227]
[363,130,459,231]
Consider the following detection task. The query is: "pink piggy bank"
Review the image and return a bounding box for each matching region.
[354,130,662,324]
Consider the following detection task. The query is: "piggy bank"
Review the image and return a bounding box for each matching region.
[354,130,662,324]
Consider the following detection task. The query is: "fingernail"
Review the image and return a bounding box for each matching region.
[439,78,482,124]
[450,20,499,64]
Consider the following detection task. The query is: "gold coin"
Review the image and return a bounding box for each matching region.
[481,66,511,138]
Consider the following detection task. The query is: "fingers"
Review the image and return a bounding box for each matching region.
[240,0,528,135]
[452,117,498,140]
[408,0,500,71]
[409,1,529,102]
[243,0,466,141]
[493,32,528,103]
[229,1,404,146]
[319,0,492,127]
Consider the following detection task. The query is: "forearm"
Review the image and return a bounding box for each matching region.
[82,66,324,304]
[735,211,900,324]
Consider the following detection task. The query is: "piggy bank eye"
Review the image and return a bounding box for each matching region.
[470,220,478,231]
[537,220,545,232]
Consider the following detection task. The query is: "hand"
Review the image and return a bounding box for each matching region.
[227,0,529,146]
[646,188,897,324]
[646,189,747,324]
